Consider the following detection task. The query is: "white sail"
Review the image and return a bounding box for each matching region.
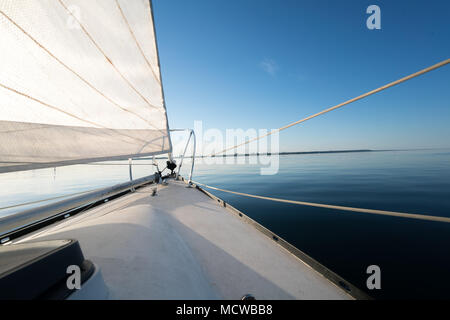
[0,0,171,173]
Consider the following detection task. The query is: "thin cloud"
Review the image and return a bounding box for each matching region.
[260,58,278,76]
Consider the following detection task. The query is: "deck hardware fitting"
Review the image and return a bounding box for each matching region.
[1,237,10,244]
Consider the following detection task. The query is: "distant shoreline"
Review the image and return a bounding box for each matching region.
[149,148,449,160]
[202,149,374,158]
[163,149,377,159]
[154,148,447,160]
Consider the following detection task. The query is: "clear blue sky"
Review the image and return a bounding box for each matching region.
[153,0,450,152]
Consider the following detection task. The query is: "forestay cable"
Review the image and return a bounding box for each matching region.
[209,59,450,157]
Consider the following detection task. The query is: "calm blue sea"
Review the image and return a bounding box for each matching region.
[1,149,450,299]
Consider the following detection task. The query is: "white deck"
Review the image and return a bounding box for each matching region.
[18,180,351,300]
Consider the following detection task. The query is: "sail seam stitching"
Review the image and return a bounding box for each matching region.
[58,0,162,112]
[0,9,162,132]
[0,83,154,145]
[115,0,162,86]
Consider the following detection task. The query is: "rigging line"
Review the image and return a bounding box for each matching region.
[0,187,105,211]
[58,0,163,113]
[0,9,161,132]
[209,58,450,157]
[0,83,150,145]
[115,0,161,85]
[192,180,450,224]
